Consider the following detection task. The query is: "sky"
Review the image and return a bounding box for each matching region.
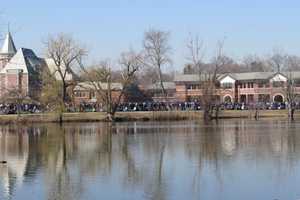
[1,0,300,70]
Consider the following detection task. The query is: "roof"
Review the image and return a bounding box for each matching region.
[45,58,74,81]
[225,72,275,81]
[175,71,300,82]
[0,48,44,74]
[174,73,221,82]
[74,81,123,91]
[282,71,300,79]
[174,74,200,82]
[145,82,176,90]
[0,48,28,73]
[0,32,17,55]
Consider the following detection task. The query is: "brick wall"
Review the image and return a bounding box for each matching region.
[0,72,29,98]
[174,80,300,103]
[73,89,123,106]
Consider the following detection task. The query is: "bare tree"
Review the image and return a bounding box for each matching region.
[186,36,227,120]
[283,55,300,120]
[243,55,271,72]
[142,29,172,101]
[186,34,205,75]
[40,67,64,112]
[203,40,227,120]
[45,33,86,103]
[284,55,300,71]
[268,49,287,72]
[285,72,297,120]
[79,50,141,121]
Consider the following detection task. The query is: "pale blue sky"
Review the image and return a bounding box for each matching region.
[1,0,300,70]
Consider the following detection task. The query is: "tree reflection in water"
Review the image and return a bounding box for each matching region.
[0,120,300,200]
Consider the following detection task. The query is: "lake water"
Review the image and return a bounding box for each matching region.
[0,119,300,200]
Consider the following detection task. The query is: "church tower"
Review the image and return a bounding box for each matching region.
[0,32,17,69]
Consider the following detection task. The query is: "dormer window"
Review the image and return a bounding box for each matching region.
[222,83,233,89]
[273,81,284,88]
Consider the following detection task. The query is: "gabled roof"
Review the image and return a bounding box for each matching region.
[218,74,237,81]
[0,48,44,74]
[0,48,28,73]
[0,32,17,55]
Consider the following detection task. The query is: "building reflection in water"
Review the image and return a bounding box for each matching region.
[0,126,29,198]
[0,120,300,200]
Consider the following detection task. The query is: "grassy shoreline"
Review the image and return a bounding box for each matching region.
[0,110,298,124]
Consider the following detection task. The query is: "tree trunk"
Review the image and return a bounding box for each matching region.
[255,108,259,120]
[59,112,63,125]
[62,81,68,103]
[17,103,21,116]
[215,105,219,120]
[158,66,167,102]
[288,103,295,121]
[203,104,212,121]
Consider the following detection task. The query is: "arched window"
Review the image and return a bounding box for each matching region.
[224,96,232,103]
[273,94,284,103]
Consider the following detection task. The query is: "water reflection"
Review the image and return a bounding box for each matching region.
[0,126,29,198]
[0,120,300,200]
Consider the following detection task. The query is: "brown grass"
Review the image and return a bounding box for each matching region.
[0,110,298,124]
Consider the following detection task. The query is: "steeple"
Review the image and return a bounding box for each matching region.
[1,31,17,56]
[0,31,17,69]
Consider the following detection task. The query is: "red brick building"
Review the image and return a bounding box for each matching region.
[0,32,44,100]
[139,82,176,102]
[73,82,123,105]
[174,72,300,103]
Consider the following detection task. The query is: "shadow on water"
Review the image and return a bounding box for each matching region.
[1,119,300,200]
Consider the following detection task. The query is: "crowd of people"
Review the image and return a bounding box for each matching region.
[0,103,41,114]
[1,101,299,115]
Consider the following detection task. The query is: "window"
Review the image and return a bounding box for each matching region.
[240,95,246,103]
[74,91,86,97]
[258,83,264,88]
[222,83,233,89]
[273,81,284,88]
[294,79,300,87]
[187,84,200,90]
[90,91,96,99]
[224,96,232,103]
[248,94,254,103]
[258,94,270,102]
